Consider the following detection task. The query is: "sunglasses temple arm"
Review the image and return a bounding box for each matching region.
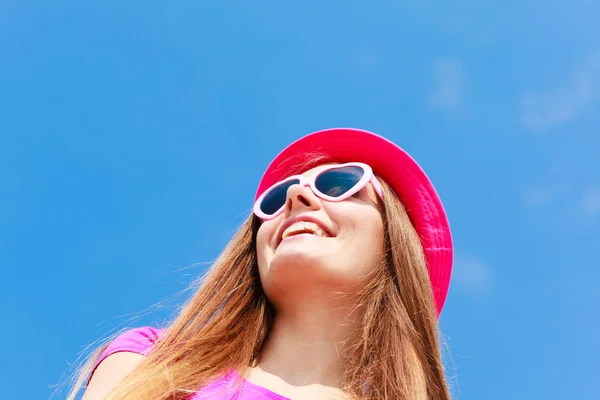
[370,176,384,200]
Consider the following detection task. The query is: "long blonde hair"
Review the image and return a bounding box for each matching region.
[67,161,451,400]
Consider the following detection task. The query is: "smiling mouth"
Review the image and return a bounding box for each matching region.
[280,221,331,243]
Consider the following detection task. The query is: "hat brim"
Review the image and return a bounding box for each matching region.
[255,128,453,317]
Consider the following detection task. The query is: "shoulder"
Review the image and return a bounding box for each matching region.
[83,327,164,399]
[91,326,164,375]
[99,326,164,358]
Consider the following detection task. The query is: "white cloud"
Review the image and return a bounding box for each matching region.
[452,254,491,296]
[580,186,600,216]
[429,60,463,109]
[520,51,600,130]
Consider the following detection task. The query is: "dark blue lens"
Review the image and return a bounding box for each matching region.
[260,179,301,215]
[314,166,364,197]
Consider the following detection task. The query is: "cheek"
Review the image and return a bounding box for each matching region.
[345,210,385,264]
[255,220,278,270]
[371,220,386,260]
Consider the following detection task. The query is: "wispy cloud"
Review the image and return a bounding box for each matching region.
[429,59,463,110]
[520,51,600,131]
[523,179,572,208]
[523,185,560,207]
[524,179,600,220]
[580,186,600,216]
[452,254,491,296]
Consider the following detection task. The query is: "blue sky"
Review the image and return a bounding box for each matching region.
[1,1,599,399]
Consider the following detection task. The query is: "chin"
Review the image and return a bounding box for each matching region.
[272,235,334,261]
[268,250,355,289]
[270,245,323,268]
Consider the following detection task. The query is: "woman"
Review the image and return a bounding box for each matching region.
[69,128,453,400]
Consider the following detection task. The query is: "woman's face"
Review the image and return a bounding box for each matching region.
[256,164,385,304]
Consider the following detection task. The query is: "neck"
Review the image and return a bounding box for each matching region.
[253,296,359,389]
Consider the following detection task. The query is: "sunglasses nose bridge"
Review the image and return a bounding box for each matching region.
[285,175,313,194]
[284,178,321,213]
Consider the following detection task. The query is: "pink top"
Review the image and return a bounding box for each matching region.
[90,327,290,400]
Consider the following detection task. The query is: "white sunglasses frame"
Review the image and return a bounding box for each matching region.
[253,162,384,220]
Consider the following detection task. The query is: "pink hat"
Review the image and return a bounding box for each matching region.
[255,128,453,316]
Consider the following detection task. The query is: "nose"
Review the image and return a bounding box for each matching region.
[284,182,321,215]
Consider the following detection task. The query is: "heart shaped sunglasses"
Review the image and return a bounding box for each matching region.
[253,162,384,220]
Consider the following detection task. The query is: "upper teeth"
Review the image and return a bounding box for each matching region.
[281,221,327,240]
